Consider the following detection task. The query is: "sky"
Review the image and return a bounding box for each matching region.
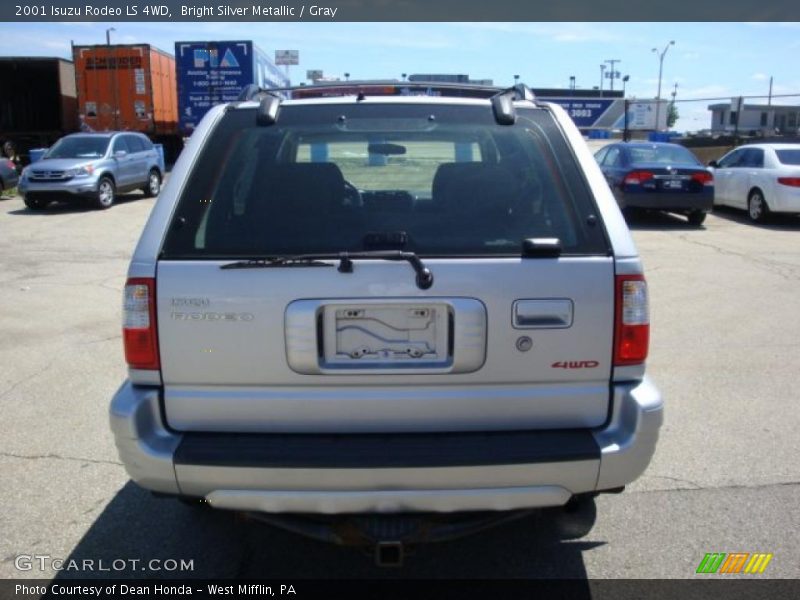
[1,21,799,131]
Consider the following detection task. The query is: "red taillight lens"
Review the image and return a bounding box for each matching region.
[123,277,160,370]
[4,160,14,169]
[777,177,800,187]
[614,275,650,366]
[623,170,654,185]
[691,171,714,185]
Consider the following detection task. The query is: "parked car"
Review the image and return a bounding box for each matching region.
[110,83,662,560]
[594,142,714,226]
[18,132,162,210]
[0,157,19,194]
[709,143,800,222]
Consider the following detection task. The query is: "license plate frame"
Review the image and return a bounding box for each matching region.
[322,302,450,369]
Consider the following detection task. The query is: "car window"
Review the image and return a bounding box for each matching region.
[775,149,800,165]
[140,136,154,151]
[112,137,131,154]
[44,136,109,159]
[740,148,764,168]
[161,103,611,258]
[603,147,622,168]
[627,145,700,166]
[126,135,146,153]
[594,146,609,164]
[717,149,743,168]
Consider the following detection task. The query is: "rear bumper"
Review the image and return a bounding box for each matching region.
[110,378,663,513]
[619,191,713,212]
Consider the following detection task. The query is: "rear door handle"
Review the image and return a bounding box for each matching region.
[513,299,573,329]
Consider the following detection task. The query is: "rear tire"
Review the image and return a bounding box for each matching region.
[538,494,597,540]
[687,211,706,226]
[94,176,115,209]
[23,196,47,210]
[747,189,771,223]
[178,496,210,509]
[142,169,161,198]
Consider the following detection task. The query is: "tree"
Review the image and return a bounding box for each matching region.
[667,103,679,129]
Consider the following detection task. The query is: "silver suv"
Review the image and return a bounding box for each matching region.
[111,84,662,555]
[19,132,162,210]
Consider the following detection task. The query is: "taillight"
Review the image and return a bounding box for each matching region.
[777,177,800,187]
[4,160,14,169]
[623,170,654,186]
[691,171,714,186]
[123,277,160,370]
[614,275,649,366]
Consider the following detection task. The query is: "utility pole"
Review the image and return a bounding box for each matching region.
[599,64,606,97]
[622,75,630,141]
[106,28,118,131]
[669,82,678,128]
[768,76,773,106]
[605,59,621,91]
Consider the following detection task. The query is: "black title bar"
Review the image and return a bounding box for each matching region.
[2,0,799,21]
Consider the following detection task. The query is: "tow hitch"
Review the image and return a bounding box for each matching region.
[374,541,404,567]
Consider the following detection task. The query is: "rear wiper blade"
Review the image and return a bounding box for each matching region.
[220,256,334,270]
[337,250,434,290]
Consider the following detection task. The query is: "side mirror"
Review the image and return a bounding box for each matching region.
[708,160,718,168]
[114,150,127,159]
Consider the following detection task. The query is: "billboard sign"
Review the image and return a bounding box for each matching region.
[624,100,668,130]
[546,98,617,128]
[275,50,299,65]
[306,69,323,81]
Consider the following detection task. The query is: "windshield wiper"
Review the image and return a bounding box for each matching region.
[337,250,434,290]
[220,251,434,290]
[220,256,334,270]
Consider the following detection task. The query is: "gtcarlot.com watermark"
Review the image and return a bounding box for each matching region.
[14,554,194,573]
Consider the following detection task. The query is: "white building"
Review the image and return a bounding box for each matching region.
[708,102,800,134]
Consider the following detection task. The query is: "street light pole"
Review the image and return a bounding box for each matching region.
[652,40,675,132]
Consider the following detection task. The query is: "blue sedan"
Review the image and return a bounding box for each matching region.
[594,142,714,226]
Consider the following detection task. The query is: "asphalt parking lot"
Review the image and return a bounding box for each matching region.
[1,185,799,580]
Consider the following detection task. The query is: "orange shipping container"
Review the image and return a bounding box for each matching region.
[72,44,177,136]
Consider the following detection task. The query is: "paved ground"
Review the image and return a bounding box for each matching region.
[1,187,798,580]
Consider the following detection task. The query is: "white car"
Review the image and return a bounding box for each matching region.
[710,143,800,222]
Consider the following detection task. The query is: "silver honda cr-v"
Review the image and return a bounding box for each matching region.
[19,131,163,210]
[110,83,663,559]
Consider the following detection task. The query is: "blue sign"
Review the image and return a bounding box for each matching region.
[546,98,617,128]
[175,40,289,135]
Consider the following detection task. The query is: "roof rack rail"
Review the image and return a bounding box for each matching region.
[235,81,538,100]
[238,85,282,125]
[234,81,538,126]
[490,84,536,125]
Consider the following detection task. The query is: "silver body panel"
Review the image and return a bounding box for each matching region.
[157,258,615,432]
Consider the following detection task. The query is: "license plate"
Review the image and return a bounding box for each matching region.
[663,179,683,190]
[323,303,451,367]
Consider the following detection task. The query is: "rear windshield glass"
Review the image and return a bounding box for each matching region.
[161,103,609,258]
[45,136,109,159]
[627,144,700,166]
[775,149,800,165]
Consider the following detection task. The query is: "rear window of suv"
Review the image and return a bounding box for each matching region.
[161,103,610,258]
